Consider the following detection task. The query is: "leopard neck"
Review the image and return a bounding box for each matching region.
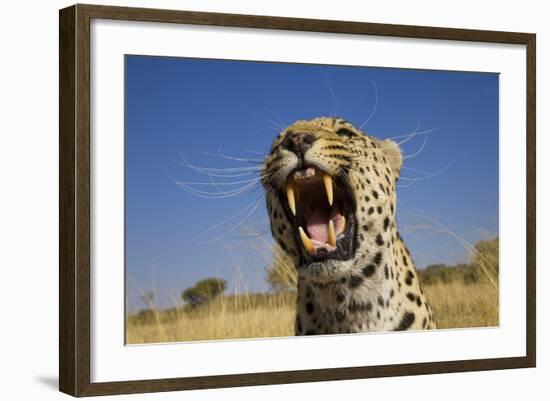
[294,224,405,334]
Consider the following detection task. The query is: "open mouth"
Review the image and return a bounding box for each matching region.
[283,166,357,267]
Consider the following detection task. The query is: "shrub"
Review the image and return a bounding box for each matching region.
[182,277,227,307]
[266,243,298,292]
[472,237,499,285]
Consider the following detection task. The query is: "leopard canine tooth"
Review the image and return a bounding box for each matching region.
[323,174,333,206]
[328,220,337,247]
[298,226,314,253]
[286,184,296,215]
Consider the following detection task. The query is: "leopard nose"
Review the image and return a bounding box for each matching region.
[282,132,317,157]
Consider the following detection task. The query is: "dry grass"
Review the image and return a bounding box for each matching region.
[127,236,499,344]
[127,293,296,344]
[127,280,498,344]
[127,305,295,344]
[423,282,499,329]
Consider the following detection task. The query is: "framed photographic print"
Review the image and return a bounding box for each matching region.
[59,4,536,397]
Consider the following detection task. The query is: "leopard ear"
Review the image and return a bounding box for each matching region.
[378,139,403,178]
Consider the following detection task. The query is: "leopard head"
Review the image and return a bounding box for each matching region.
[261,117,403,283]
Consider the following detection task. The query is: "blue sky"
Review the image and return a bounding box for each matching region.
[125,55,499,312]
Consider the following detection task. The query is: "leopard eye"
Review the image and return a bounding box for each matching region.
[336,128,355,139]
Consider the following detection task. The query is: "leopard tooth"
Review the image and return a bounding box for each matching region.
[323,174,333,206]
[328,220,337,247]
[340,216,346,234]
[298,226,314,253]
[286,184,296,216]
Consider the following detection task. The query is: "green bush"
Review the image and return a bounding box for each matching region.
[472,237,499,284]
[181,277,227,307]
[418,237,499,286]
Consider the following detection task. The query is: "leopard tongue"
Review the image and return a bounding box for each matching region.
[306,209,344,245]
[306,210,330,244]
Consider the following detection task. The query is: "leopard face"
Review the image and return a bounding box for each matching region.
[261,117,403,283]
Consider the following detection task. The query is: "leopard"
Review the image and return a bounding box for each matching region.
[261,117,436,335]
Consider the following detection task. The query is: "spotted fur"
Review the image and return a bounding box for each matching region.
[261,117,436,335]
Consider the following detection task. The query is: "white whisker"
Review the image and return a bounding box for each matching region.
[256,114,285,131]
[173,178,261,199]
[259,126,281,135]
[320,68,338,117]
[198,195,264,245]
[198,147,264,164]
[397,122,420,146]
[403,131,429,159]
[402,166,438,175]
[398,161,456,188]
[267,110,286,130]
[359,80,378,130]
[396,181,417,188]
[390,127,439,142]
[176,177,263,186]
[244,149,267,156]
[178,151,261,177]
[206,168,224,194]
[184,196,264,244]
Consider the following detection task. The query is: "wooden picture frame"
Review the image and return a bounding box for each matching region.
[59,3,536,397]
